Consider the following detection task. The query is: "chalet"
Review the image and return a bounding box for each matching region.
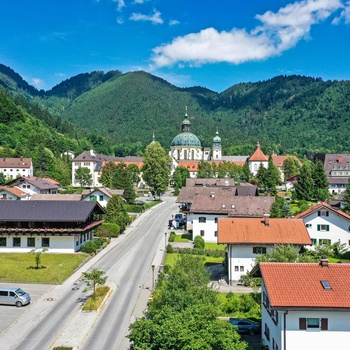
[7,176,59,196]
[0,157,33,180]
[252,260,350,350]
[217,217,311,283]
[294,202,350,248]
[0,201,104,253]
[81,187,124,207]
[0,186,30,200]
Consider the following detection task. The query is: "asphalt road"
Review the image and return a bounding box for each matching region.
[1,194,178,350]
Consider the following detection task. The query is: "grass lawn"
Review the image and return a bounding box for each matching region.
[0,253,88,284]
[82,285,110,311]
[164,253,223,268]
[174,233,192,242]
[205,243,226,250]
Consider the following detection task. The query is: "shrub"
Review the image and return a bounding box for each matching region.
[168,231,176,242]
[81,238,107,254]
[96,223,120,238]
[193,235,205,249]
[166,244,174,253]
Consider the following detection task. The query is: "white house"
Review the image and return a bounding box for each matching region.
[295,202,350,248]
[252,259,350,350]
[0,186,30,200]
[217,217,311,283]
[0,201,104,253]
[0,157,33,180]
[247,142,268,176]
[7,176,59,196]
[81,187,124,207]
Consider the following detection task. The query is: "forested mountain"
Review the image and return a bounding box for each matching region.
[1,64,350,159]
[0,86,114,185]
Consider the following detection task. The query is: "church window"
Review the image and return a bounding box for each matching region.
[192,150,194,159]
[184,150,188,160]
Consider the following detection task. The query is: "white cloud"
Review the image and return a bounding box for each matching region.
[113,0,125,12]
[32,78,45,89]
[151,0,343,68]
[169,19,180,26]
[129,9,164,24]
[332,0,350,23]
[117,17,124,24]
[134,0,146,3]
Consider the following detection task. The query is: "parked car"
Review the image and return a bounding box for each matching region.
[0,286,31,307]
[229,318,261,335]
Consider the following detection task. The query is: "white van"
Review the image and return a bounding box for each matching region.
[0,287,31,307]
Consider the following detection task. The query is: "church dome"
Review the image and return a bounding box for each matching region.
[171,132,201,147]
[213,130,221,143]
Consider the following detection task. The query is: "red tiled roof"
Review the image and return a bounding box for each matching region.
[260,262,350,309]
[294,201,350,221]
[178,161,199,171]
[271,155,302,168]
[249,142,268,161]
[217,218,311,245]
[0,186,27,198]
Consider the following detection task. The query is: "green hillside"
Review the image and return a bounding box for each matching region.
[2,63,350,159]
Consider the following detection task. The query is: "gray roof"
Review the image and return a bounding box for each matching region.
[185,178,236,187]
[189,195,274,216]
[31,194,82,201]
[324,154,350,175]
[8,177,58,190]
[0,201,105,222]
[81,188,124,198]
[236,186,259,196]
[73,151,119,162]
[328,177,349,185]
[0,157,32,169]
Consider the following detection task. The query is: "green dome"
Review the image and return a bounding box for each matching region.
[213,130,221,143]
[171,132,201,147]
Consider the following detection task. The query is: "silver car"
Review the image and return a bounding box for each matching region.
[0,287,31,307]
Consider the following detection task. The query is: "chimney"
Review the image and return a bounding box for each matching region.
[338,156,343,163]
[210,192,215,198]
[320,256,329,268]
[263,213,270,226]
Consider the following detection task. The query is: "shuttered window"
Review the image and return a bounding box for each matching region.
[299,318,306,330]
[321,318,328,330]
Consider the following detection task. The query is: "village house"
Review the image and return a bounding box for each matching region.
[0,186,30,200]
[251,259,350,350]
[0,157,33,180]
[7,176,59,197]
[294,201,350,249]
[81,187,124,207]
[0,200,104,253]
[217,216,311,283]
[323,153,350,194]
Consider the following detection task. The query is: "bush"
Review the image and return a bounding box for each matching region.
[193,235,205,249]
[125,204,145,213]
[166,244,174,253]
[96,223,120,238]
[168,231,176,242]
[81,238,107,254]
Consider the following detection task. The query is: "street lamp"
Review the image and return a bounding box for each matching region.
[164,231,167,251]
[152,264,155,291]
[58,263,62,283]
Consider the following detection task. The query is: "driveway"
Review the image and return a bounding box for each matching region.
[0,283,54,334]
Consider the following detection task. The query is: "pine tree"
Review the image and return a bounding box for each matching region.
[105,195,129,232]
[266,156,281,189]
[294,163,314,201]
[342,179,350,214]
[312,161,329,201]
[282,157,300,180]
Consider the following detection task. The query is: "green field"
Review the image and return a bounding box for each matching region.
[0,253,88,284]
[164,253,223,268]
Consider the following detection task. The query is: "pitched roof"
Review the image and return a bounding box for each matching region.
[323,153,350,175]
[81,187,124,198]
[217,217,311,245]
[271,154,302,168]
[0,201,105,222]
[259,262,350,309]
[177,186,237,204]
[178,161,199,171]
[73,151,118,162]
[185,178,236,187]
[0,158,32,169]
[294,201,350,221]
[248,142,268,162]
[190,195,274,216]
[0,186,28,198]
[31,194,82,201]
[7,176,59,190]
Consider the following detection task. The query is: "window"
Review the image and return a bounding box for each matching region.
[90,195,96,201]
[319,239,331,245]
[311,238,317,245]
[42,238,50,247]
[299,318,328,330]
[317,224,329,232]
[83,162,90,166]
[317,211,329,217]
[13,237,21,247]
[200,230,205,237]
[235,266,239,271]
[0,237,6,246]
[264,323,270,341]
[27,237,35,247]
[214,231,218,237]
[240,266,244,272]
[253,247,267,254]
[305,223,312,228]
[214,218,218,223]
[99,195,103,201]
[199,217,206,223]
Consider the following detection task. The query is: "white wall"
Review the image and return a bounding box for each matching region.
[81,189,109,207]
[191,213,228,242]
[249,160,268,176]
[303,209,350,248]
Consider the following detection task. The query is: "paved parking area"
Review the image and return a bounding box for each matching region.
[0,283,54,334]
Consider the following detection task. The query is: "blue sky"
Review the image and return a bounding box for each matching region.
[1,0,350,92]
